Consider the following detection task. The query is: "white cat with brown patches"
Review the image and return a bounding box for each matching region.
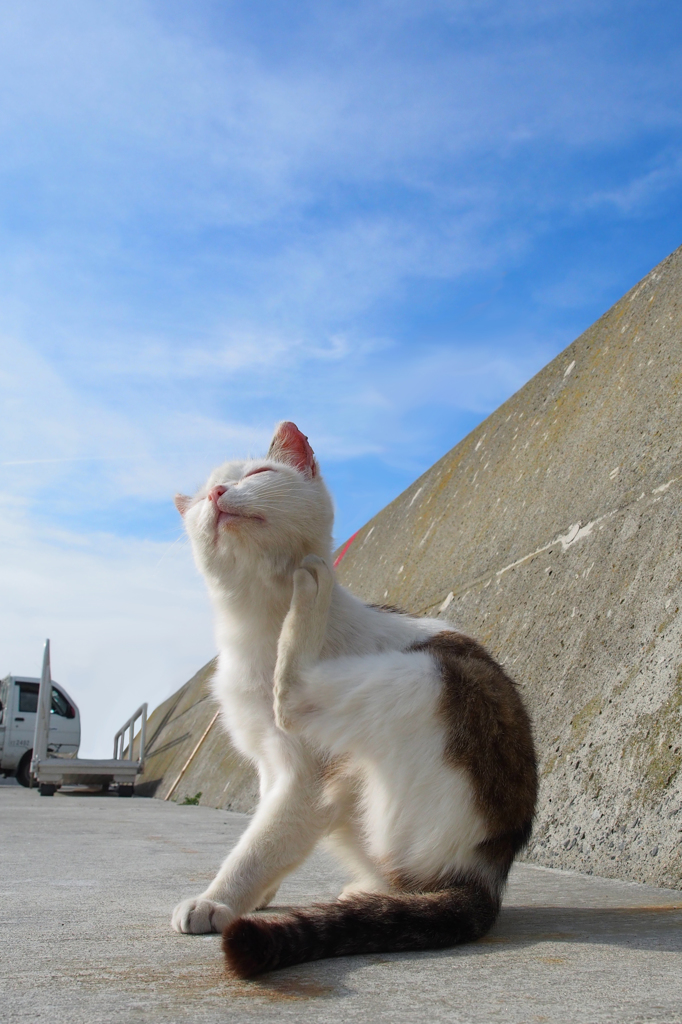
[172,421,537,977]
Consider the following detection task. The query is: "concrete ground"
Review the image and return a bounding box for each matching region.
[1,785,681,1024]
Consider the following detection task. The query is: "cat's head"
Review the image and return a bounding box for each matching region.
[175,422,334,579]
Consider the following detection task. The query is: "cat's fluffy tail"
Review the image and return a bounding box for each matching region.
[222,881,500,978]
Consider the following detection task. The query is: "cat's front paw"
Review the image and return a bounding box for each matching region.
[171,897,235,934]
[273,703,291,732]
[293,554,333,608]
[274,694,300,732]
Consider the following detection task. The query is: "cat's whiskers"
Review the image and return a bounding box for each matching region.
[151,530,190,573]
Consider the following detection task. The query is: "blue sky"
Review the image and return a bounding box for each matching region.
[1,0,681,754]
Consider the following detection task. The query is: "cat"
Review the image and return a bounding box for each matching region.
[172,421,537,978]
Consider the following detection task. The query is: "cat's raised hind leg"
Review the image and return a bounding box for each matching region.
[274,554,333,731]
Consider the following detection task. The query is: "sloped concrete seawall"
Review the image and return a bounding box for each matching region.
[336,244,682,889]
[140,245,681,890]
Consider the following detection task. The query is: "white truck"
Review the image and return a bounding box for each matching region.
[1,641,147,796]
[0,672,80,786]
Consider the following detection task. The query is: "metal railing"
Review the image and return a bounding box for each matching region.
[113,703,148,763]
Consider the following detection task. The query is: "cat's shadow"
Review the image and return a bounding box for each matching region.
[256,901,682,978]
[484,902,682,953]
[242,899,682,997]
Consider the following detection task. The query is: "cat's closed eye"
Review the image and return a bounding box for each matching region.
[242,468,276,480]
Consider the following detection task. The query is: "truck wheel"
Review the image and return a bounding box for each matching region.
[16,751,32,788]
[118,785,134,798]
[39,784,57,796]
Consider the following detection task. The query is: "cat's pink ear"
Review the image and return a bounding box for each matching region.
[174,494,192,516]
[267,422,318,478]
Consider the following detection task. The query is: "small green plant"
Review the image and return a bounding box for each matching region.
[181,791,202,805]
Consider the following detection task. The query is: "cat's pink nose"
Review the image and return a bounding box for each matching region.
[208,485,227,504]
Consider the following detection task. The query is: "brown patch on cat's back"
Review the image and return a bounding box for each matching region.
[409,631,537,877]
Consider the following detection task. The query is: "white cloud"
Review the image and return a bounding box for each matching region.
[582,153,682,215]
[0,332,273,507]
[0,0,679,369]
[0,314,553,522]
[1,1,678,235]
[0,494,214,758]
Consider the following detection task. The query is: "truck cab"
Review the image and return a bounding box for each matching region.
[0,675,80,786]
